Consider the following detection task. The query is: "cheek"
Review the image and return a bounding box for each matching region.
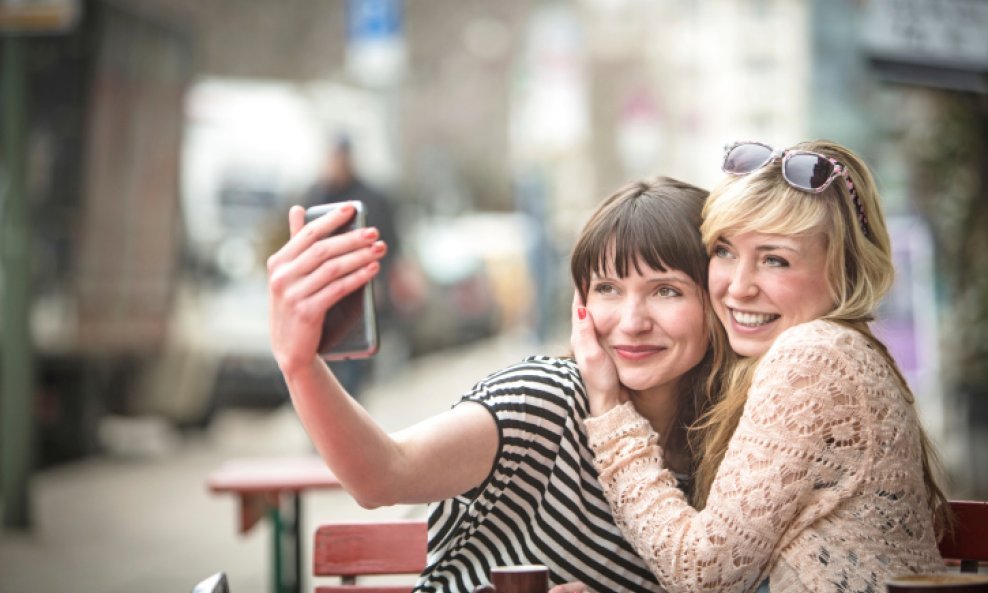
[666,302,709,353]
[706,263,729,299]
[586,302,618,332]
[782,274,834,318]
[804,284,835,318]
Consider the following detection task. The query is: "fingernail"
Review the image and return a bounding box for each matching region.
[362,227,379,240]
[577,307,587,320]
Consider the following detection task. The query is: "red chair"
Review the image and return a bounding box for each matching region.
[313,520,428,593]
[940,500,988,573]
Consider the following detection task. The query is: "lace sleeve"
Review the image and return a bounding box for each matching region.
[585,329,870,593]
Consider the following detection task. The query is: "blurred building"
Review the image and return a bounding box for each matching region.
[4,0,985,497]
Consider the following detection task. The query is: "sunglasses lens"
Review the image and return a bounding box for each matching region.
[724,143,773,174]
[784,153,834,191]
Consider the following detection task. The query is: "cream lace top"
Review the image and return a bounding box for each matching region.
[584,320,944,593]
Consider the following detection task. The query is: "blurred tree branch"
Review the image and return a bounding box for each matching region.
[907,92,988,393]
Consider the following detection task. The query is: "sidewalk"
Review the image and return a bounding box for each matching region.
[0,330,555,593]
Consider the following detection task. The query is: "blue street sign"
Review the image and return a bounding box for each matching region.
[347,0,402,42]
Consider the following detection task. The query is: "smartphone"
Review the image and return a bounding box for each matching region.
[303,201,379,360]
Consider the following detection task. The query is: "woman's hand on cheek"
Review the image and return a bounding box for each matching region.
[571,290,628,416]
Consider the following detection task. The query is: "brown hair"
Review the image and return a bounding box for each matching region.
[570,176,729,493]
[693,141,950,534]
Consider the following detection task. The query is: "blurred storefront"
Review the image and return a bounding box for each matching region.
[4,0,986,517]
[860,0,988,495]
[3,1,193,467]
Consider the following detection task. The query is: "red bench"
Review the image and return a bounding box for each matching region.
[940,500,988,573]
[313,520,428,593]
[306,501,987,593]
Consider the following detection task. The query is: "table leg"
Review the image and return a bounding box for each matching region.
[292,493,303,593]
[271,493,302,593]
[242,490,307,593]
[268,504,283,593]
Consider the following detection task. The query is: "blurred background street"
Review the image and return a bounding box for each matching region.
[2,0,988,591]
[0,329,554,593]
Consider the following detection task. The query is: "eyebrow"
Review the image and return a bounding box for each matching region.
[757,244,800,254]
[591,273,694,285]
[717,236,801,254]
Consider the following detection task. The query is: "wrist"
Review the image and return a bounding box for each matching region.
[279,354,325,387]
[584,401,644,448]
[587,387,625,417]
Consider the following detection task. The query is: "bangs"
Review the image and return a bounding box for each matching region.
[574,190,707,292]
[595,211,705,285]
[571,177,710,300]
[702,168,830,249]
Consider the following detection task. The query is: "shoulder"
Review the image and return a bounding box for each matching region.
[750,320,875,415]
[461,357,586,464]
[478,356,583,391]
[760,320,876,372]
[463,356,584,405]
[352,181,391,206]
[769,319,864,352]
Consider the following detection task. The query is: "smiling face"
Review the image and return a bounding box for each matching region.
[586,257,709,399]
[708,231,834,357]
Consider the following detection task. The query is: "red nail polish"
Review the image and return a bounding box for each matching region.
[577,307,587,320]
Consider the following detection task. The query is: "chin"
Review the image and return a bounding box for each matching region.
[729,336,771,358]
[616,372,655,392]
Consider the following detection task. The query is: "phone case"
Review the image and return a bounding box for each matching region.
[303,201,379,360]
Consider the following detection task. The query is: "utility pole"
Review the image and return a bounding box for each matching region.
[1,1,81,530]
[1,30,33,530]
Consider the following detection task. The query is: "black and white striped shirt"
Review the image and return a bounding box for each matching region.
[414,356,667,593]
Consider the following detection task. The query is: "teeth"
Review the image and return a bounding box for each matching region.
[732,310,778,327]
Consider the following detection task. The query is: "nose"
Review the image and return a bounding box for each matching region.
[727,261,759,300]
[618,298,652,334]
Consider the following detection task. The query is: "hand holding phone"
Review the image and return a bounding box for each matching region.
[304,201,380,360]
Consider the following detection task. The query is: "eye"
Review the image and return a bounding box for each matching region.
[764,255,789,268]
[657,285,683,298]
[592,282,618,296]
[712,244,734,259]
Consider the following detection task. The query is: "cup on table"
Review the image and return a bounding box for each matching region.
[472,564,549,593]
[886,573,988,593]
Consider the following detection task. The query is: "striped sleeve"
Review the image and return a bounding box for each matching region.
[457,357,577,493]
[417,357,667,593]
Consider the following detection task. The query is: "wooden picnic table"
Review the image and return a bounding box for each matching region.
[207,455,343,593]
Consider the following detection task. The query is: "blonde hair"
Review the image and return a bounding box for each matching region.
[692,141,950,533]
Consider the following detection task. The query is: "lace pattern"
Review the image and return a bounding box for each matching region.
[585,320,944,593]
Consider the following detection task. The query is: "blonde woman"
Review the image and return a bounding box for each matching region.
[566,141,949,593]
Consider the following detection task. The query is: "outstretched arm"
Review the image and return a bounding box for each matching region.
[267,204,498,507]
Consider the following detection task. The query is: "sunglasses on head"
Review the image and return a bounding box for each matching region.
[721,141,870,238]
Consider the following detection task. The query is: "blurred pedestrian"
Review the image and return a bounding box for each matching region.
[304,133,402,398]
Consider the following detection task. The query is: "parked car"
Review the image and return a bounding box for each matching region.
[396,212,536,356]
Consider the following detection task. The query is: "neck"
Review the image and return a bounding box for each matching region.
[630,382,690,475]
[628,382,679,445]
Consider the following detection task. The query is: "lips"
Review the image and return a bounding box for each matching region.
[730,309,780,328]
[613,345,664,361]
